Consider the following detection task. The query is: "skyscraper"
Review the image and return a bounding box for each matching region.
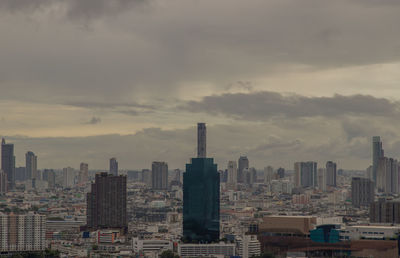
[197,123,206,158]
[183,123,220,242]
[79,162,89,185]
[317,168,327,192]
[372,136,384,182]
[238,156,249,183]
[227,161,237,187]
[25,151,37,180]
[87,172,127,232]
[152,161,168,190]
[351,177,374,208]
[326,161,337,187]
[1,138,15,190]
[264,166,274,185]
[0,170,7,194]
[377,157,398,194]
[62,167,75,188]
[110,157,118,176]
[294,162,317,188]
[277,167,285,179]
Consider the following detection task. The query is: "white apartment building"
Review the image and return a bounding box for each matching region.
[340,225,400,241]
[236,235,261,258]
[132,237,172,254]
[0,212,46,252]
[178,242,235,258]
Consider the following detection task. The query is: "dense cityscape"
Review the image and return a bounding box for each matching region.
[0,123,398,257]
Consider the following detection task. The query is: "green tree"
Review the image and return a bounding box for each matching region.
[160,250,179,258]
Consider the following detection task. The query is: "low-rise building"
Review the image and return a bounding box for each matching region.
[178,242,235,258]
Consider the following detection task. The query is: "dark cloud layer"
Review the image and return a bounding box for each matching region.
[184,92,400,121]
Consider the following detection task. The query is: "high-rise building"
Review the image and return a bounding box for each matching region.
[326,161,337,187]
[264,166,274,185]
[377,157,398,194]
[317,168,327,192]
[0,170,7,194]
[244,167,257,186]
[79,162,89,185]
[109,158,118,176]
[43,169,56,189]
[277,167,285,179]
[25,151,37,180]
[238,156,249,183]
[142,169,152,187]
[0,213,46,252]
[370,201,400,223]
[372,136,384,182]
[197,123,206,158]
[227,161,237,187]
[15,167,26,181]
[62,167,75,188]
[87,172,127,232]
[183,123,220,242]
[1,138,15,190]
[152,161,168,190]
[351,177,374,208]
[294,162,317,188]
[236,235,261,258]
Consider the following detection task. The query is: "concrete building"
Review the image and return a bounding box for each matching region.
[43,169,56,189]
[259,216,317,236]
[340,225,400,241]
[277,167,285,178]
[0,212,46,252]
[62,167,75,188]
[236,234,261,258]
[25,151,37,180]
[351,177,374,208]
[79,162,88,185]
[377,157,398,194]
[142,169,152,187]
[372,136,384,183]
[326,161,337,187]
[152,161,168,190]
[178,243,235,258]
[1,138,15,190]
[370,201,400,224]
[238,156,249,184]
[109,157,118,176]
[227,161,237,188]
[0,170,7,194]
[197,123,207,158]
[317,168,327,192]
[294,162,317,188]
[132,237,172,255]
[87,172,127,232]
[264,166,274,185]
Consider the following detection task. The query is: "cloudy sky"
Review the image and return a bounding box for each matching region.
[1,0,400,170]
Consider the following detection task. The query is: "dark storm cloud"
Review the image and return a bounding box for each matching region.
[184,92,400,121]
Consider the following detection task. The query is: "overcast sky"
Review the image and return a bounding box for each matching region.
[1,0,400,170]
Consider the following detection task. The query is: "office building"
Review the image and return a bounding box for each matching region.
[326,161,337,187]
[1,138,15,190]
[236,235,261,258]
[372,136,384,182]
[264,166,274,185]
[152,161,168,190]
[25,151,37,180]
[197,123,206,158]
[227,161,237,188]
[294,162,317,188]
[132,237,172,255]
[43,169,56,189]
[317,168,327,192]
[0,170,7,194]
[351,177,374,208]
[87,172,127,232]
[277,167,285,178]
[370,201,400,223]
[0,212,46,252]
[15,167,26,182]
[142,169,152,187]
[183,123,220,242]
[238,156,249,183]
[79,162,89,185]
[109,157,118,176]
[178,243,235,258]
[62,167,75,188]
[377,157,399,194]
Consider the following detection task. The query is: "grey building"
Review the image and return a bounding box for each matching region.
[25,151,37,180]
[197,123,206,158]
[109,157,118,176]
[326,161,337,187]
[1,138,15,190]
[238,156,249,183]
[372,136,384,182]
[294,161,317,188]
[370,201,400,223]
[351,177,374,208]
[152,161,168,190]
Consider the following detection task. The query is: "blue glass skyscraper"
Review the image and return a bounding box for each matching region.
[183,123,220,242]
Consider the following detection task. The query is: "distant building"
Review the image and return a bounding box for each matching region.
[109,158,118,176]
[87,172,127,232]
[372,136,384,182]
[277,167,285,178]
[326,161,337,187]
[62,167,75,188]
[79,162,89,184]
[0,212,46,252]
[183,123,220,243]
[142,169,151,187]
[15,167,26,182]
[351,177,374,208]
[43,169,56,189]
[178,243,235,258]
[151,161,168,190]
[370,201,400,224]
[25,151,37,180]
[227,161,237,188]
[377,157,398,194]
[294,162,317,188]
[264,166,274,185]
[197,123,207,158]
[1,138,15,190]
[0,170,7,194]
[317,168,327,192]
[132,237,172,256]
[238,156,249,183]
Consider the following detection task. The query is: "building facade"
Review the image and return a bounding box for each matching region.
[25,151,37,180]
[326,161,337,187]
[151,161,168,190]
[238,156,249,184]
[372,136,384,182]
[87,172,127,232]
[109,158,118,176]
[1,138,15,190]
[351,177,374,208]
[294,162,317,188]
